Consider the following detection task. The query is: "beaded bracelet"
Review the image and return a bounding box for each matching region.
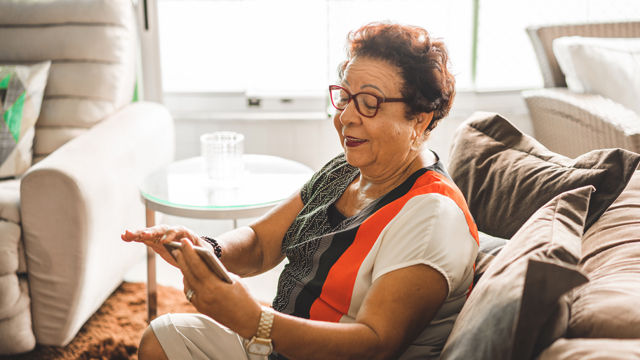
[201,236,222,259]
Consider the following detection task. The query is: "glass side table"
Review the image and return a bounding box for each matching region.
[139,154,313,321]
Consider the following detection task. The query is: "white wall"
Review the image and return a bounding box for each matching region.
[170,90,533,171]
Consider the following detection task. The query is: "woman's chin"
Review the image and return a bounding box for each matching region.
[343,151,371,169]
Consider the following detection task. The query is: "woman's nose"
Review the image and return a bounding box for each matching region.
[339,101,361,126]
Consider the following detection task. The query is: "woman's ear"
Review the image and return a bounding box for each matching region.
[414,112,434,135]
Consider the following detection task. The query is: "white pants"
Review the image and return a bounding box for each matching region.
[151,313,269,360]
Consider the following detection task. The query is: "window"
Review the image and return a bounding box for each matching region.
[157,0,640,113]
[475,0,640,90]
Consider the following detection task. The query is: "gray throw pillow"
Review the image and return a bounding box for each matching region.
[474,231,507,287]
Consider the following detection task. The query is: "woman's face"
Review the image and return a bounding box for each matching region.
[334,56,421,177]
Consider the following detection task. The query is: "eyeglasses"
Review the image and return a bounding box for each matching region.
[329,85,409,118]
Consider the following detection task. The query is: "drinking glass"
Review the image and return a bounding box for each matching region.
[200,131,245,186]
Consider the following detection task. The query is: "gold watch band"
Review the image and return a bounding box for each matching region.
[256,306,275,339]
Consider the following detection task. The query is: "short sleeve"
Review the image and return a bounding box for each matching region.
[371,193,479,297]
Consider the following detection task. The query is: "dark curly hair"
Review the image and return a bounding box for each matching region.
[338,22,456,132]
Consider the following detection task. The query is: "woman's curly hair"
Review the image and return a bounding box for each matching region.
[338,22,456,132]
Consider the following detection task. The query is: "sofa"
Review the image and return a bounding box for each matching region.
[522,21,640,158]
[439,111,640,359]
[0,0,174,354]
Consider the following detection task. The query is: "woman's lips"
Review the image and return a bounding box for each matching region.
[344,136,367,148]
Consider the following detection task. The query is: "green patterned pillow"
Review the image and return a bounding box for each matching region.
[0,61,50,179]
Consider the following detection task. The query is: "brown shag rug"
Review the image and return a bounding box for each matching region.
[3,282,197,360]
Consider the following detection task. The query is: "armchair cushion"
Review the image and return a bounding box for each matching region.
[0,180,34,354]
[0,61,50,178]
[0,274,33,355]
[553,36,640,114]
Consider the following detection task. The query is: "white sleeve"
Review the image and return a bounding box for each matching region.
[371,193,479,297]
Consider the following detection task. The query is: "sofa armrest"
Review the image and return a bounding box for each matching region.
[20,101,174,346]
[522,88,640,158]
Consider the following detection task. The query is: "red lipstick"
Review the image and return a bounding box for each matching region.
[345,136,367,147]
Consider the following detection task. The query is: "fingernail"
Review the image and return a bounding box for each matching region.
[142,231,149,236]
[172,250,180,258]
[161,234,167,242]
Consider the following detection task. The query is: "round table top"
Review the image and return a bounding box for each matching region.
[140,155,314,219]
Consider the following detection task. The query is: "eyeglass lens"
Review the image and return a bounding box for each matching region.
[330,87,379,117]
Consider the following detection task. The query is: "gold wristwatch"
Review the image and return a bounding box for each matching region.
[245,306,275,356]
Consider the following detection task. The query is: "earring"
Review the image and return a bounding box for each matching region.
[411,137,421,151]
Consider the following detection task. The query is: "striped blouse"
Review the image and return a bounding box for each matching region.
[272,153,479,360]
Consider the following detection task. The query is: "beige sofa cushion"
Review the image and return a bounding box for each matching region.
[0,178,32,354]
[0,275,34,355]
[568,170,640,339]
[0,179,23,275]
[0,0,136,161]
[538,338,640,360]
[0,178,20,223]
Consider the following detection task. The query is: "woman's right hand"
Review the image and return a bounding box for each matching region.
[121,225,210,268]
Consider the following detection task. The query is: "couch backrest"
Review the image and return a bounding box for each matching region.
[527,22,640,88]
[0,0,137,163]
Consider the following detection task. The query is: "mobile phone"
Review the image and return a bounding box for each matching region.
[164,241,233,284]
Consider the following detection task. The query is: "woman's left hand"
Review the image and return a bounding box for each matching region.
[172,238,262,339]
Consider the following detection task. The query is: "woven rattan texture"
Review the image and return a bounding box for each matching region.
[523,89,640,158]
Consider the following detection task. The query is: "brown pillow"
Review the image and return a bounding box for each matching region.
[448,111,640,239]
[440,186,591,360]
[568,170,640,339]
[538,338,640,360]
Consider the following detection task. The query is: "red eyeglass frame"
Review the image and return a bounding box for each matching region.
[329,85,410,118]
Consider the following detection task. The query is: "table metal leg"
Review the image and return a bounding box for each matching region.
[146,207,157,323]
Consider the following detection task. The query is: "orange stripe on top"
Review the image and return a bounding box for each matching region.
[309,171,479,322]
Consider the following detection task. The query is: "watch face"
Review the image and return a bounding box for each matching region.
[247,342,272,356]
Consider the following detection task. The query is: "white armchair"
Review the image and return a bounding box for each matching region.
[523,21,640,158]
[0,0,174,354]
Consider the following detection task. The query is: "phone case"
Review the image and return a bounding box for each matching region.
[164,241,233,283]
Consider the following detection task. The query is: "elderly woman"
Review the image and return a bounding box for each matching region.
[122,22,478,360]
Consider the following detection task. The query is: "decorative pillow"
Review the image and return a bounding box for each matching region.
[474,231,507,287]
[568,170,640,339]
[448,111,640,239]
[553,36,640,114]
[440,186,591,360]
[0,61,50,179]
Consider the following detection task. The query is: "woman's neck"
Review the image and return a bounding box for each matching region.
[356,149,436,199]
